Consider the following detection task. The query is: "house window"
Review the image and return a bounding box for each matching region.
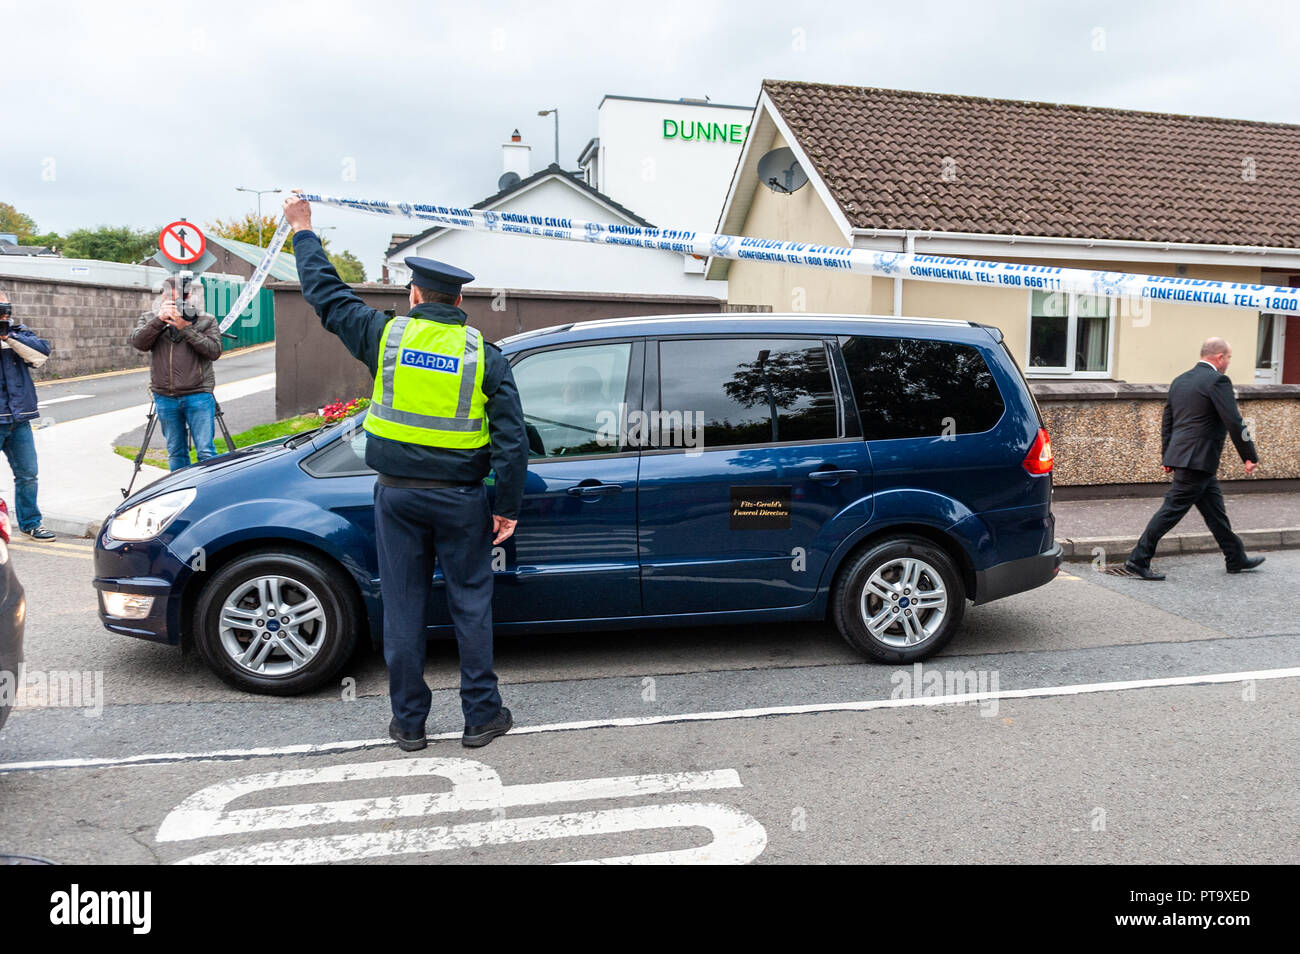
[1026,291,1112,376]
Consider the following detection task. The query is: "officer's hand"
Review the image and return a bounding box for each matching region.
[283,191,313,232]
[492,515,517,545]
[1244,460,1258,476]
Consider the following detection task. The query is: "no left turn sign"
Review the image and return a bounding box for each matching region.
[159,220,207,265]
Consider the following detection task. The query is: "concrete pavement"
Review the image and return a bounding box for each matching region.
[1054,489,1300,562]
[0,347,277,537]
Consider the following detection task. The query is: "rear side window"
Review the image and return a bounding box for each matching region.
[657,337,839,449]
[840,335,1004,440]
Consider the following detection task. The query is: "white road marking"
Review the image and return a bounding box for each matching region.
[160,756,764,865]
[174,803,767,865]
[37,393,92,407]
[2,665,1297,774]
[157,757,741,841]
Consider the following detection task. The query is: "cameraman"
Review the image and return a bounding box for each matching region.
[130,276,222,470]
[0,289,55,541]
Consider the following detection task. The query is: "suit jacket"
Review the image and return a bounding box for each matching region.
[1161,361,1258,471]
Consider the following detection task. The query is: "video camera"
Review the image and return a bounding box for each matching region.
[0,301,12,336]
[164,272,200,321]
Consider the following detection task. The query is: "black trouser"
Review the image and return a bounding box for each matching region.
[374,481,502,733]
[1129,467,1246,568]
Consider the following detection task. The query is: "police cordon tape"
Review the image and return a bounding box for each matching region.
[219,216,293,333]
[218,190,1300,333]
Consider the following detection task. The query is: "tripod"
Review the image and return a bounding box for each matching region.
[122,396,237,499]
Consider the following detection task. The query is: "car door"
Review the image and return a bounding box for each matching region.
[636,334,871,614]
[487,338,644,622]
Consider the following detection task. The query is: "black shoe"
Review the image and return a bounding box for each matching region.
[388,717,427,752]
[462,706,512,748]
[1124,561,1166,581]
[1227,555,1265,574]
[23,527,56,541]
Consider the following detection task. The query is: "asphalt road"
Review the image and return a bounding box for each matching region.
[1,539,1296,864]
[34,345,276,427]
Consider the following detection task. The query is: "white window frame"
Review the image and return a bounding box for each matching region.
[1024,291,1116,379]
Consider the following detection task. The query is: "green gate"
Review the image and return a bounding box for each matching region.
[202,276,275,349]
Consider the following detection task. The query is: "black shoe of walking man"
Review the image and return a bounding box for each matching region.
[389,717,428,752]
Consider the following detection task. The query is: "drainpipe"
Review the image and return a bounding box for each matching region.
[893,231,914,316]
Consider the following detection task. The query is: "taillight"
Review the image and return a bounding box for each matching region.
[0,500,9,543]
[1023,427,1053,475]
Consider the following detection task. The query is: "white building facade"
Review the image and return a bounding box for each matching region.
[385,95,753,298]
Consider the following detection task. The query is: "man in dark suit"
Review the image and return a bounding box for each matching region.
[1125,337,1263,580]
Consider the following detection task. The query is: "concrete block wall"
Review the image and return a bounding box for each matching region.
[1,275,153,380]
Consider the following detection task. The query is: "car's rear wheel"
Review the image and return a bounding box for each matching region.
[832,536,966,662]
[192,549,360,695]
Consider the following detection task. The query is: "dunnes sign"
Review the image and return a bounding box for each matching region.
[663,119,749,144]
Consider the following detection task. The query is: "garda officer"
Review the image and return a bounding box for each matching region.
[283,192,527,751]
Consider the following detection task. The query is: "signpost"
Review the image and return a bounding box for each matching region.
[158,220,207,265]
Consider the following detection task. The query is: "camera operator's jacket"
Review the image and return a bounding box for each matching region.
[0,324,52,424]
[130,310,222,396]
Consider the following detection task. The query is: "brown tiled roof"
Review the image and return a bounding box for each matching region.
[763,80,1300,247]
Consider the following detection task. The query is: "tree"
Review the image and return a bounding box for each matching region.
[208,212,303,255]
[21,231,62,249]
[0,202,38,240]
[329,249,367,283]
[60,226,159,263]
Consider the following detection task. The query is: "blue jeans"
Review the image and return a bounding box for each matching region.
[0,419,42,532]
[154,392,216,471]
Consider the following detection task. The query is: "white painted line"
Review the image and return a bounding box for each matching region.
[174,803,768,865]
[2,665,1297,774]
[37,393,92,407]
[158,757,741,841]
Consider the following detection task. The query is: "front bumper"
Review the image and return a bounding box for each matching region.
[93,526,192,645]
[972,543,1063,605]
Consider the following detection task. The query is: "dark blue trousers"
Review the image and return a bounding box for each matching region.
[373,481,502,733]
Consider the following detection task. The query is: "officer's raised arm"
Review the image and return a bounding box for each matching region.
[283,191,389,372]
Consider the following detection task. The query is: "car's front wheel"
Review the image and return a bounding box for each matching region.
[192,548,360,695]
[832,536,966,662]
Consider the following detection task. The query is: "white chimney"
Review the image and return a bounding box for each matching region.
[502,129,531,179]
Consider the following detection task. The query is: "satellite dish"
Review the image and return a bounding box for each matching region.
[757,147,808,194]
[498,171,522,191]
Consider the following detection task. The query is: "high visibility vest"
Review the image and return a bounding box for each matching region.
[363,316,490,449]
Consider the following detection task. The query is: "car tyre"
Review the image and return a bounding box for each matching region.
[832,536,966,663]
[193,548,360,695]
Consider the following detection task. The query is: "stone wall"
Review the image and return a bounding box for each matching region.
[1034,381,1300,486]
[1,275,153,380]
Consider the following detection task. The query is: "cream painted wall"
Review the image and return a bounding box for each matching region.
[726,192,1265,382]
[727,133,875,315]
[895,259,1260,383]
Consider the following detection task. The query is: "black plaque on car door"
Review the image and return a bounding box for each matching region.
[730,486,792,530]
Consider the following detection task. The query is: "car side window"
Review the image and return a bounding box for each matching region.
[512,342,633,459]
[840,335,1005,440]
[301,427,373,477]
[656,337,839,449]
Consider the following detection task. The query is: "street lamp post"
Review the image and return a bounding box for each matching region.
[538,108,559,167]
[235,186,282,246]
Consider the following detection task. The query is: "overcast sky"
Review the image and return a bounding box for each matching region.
[2,0,1295,276]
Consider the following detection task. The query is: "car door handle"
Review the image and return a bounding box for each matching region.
[808,469,858,482]
[566,482,624,498]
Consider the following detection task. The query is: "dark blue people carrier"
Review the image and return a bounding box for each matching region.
[94,315,1061,694]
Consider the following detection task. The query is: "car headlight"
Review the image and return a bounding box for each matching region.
[108,488,197,541]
